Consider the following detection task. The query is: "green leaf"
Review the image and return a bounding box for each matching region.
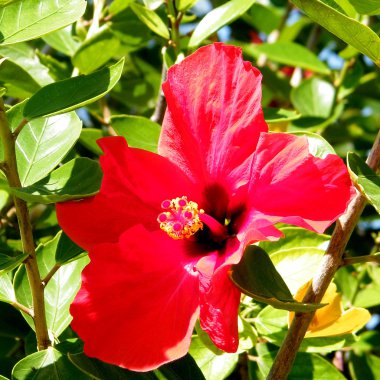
[349,353,380,380]
[68,352,159,379]
[247,42,330,75]
[130,3,169,39]
[290,131,335,158]
[72,27,121,74]
[43,28,80,56]
[0,253,28,275]
[291,0,380,64]
[79,128,104,155]
[143,0,164,10]
[188,0,256,48]
[11,158,102,204]
[158,354,206,380]
[175,0,198,12]
[189,336,238,380]
[254,343,347,379]
[53,231,84,264]
[0,43,54,87]
[229,245,325,311]
[23,58,125,119]
[111,115,160,152]
[347,152,380,214]
[0,0,87,45]
[348,0,380,15]
[291,77,335,118]
[16,112,82,187]
[11,348,92,380]
[263,108,300,124]
[0,273,15,303]
[14,241,89,337]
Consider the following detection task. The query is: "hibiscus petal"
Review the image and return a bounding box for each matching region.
[70,225,201,371]
[196,239,242,352]
[248,133,354,233]
[159,43,267,196]
[57,137,199,250]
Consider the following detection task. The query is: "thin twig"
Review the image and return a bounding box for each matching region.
[13,118,28,138]
[341,254,380,266]
[41,264,61,287]
[150,64,167,125]
[267,128,380,380]
[11,300,34,317]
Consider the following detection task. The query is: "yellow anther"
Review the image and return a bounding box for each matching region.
[157,196,204,239]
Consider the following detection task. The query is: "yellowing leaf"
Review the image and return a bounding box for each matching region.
[289,281,371,337]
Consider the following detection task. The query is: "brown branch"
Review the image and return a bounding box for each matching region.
[0,98,51,351]
[342,254,380,266]
[267,128,380,380]
[11,300,34,317]
[150,64,167,125]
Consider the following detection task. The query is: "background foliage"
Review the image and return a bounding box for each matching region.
[0,0,380,379]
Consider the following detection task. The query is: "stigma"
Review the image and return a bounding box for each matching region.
[157,196,204,239]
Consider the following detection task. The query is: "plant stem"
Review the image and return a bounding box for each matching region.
[267,128,380,380]
[11,301,34,317]
[42,264,61,287]
[0,98,50,351]
[342,254,380,266]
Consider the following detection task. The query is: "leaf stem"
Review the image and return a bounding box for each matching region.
[0,98,50,351]
[13,118,28,138]
[42,263,61,287]
[341,254,380,266]
[11,300,34,317]
[267,128,380,380]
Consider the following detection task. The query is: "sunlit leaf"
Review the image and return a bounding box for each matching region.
[111,115,160,152]
[12,158,102,204]
[0,0,87,45]
[188,0,256,48]
[0,273,15,303]
[246,42,330,74]
[23,58,125,119]
[229,245,325,311]
[12,348,91,380]
[348,152,380,214]
[16,112,82,187]
[0,253,28,276]
[14,242,89,337]
[291,0,380,64]
[263,108,300,124]
[348,0,380,15]
[130,3,169,39]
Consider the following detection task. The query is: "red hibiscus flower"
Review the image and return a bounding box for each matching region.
[57,43,353,371]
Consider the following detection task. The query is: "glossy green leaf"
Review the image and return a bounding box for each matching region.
[0,375,9,380]
[143,0,164,10]
[230,245,325,311]
[348,152,380,214]
[291,0,380,64]
[263,108,300,124]
[14,240,89,337]
[0,273,15,303]
[0,0,87,45]
[11,158,102,204]
[0,253,28,276]
[23,58,125,119]
[189,336,238,380]
[291,131,335,158]
[16,112,82,187]
[175,0,199,12]
[130,3,169,39]
[72,27,121,74]
[43,28,81,56]
[111,115,160,152]
[247,42,330,75]
[53,231,84,264]
[188,0,256,48]
[291,77,335,118]
[79,128,104,155]
[12,348,91,380]
[0,43,53,87]
[68,352,159,379]
[349,353,380,380]
[348,0,380,15]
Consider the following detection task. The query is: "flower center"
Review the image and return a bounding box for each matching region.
[157,196,204,240]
